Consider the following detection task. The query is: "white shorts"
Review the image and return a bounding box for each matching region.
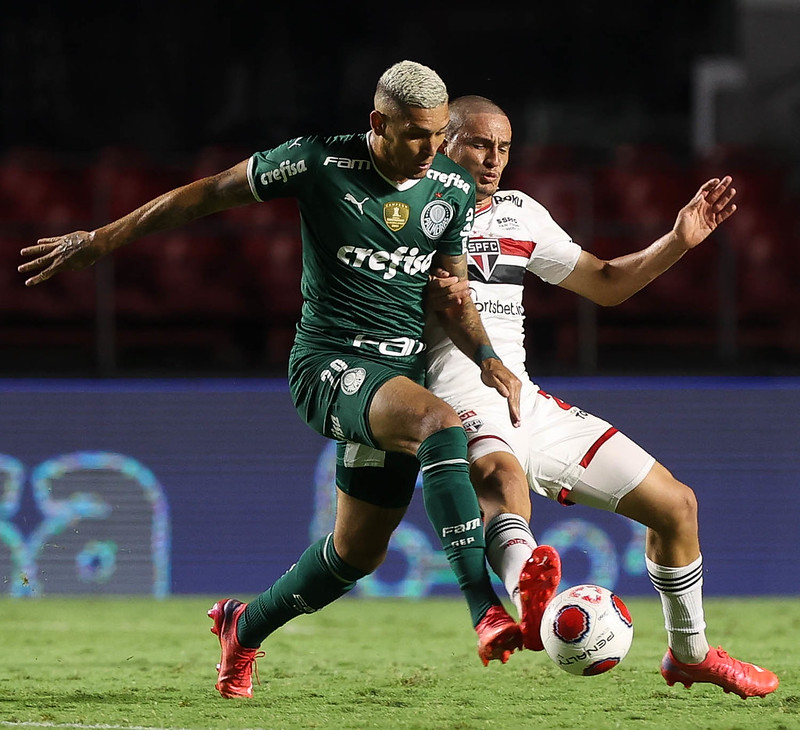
[447,379,655,512]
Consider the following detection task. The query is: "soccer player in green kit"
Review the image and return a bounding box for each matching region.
[19,61,524,698]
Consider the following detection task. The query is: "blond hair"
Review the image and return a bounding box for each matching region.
[374,60,448,114]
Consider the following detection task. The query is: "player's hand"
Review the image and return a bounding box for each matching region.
[18,230,106,286]
[673,176,737,250]
[479,360,522,427]
[426,268,471,310]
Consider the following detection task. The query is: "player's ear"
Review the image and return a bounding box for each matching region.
[370,110,386,137]
[438,139,448,155]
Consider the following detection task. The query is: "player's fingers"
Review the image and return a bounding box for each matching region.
[492,378,509,399]
[20,240,59,257]
[694,178,720,200]
[704,175,733,204]
[23,266,55,287]
[508,377,522,427]
[507,395,521,428]
[17,258,46,274]
[712,185,736,210]
[18,246,61,273]
[717,203,737,223]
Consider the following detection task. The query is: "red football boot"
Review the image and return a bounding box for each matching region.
[518,545,562,651]
[661,646,779,699]
[208,598,264,698]
[476,604,523,666]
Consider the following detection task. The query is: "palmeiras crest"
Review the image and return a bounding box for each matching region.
[467,238,501,282]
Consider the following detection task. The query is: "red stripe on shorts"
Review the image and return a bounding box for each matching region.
[558,427,618,507]
[469,434,511,449]
[579,427,618,468]
[557,488,575,506]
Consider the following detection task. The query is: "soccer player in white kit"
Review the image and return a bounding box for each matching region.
[425,95,779,698]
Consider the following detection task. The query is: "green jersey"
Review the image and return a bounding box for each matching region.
[247,133,475,362]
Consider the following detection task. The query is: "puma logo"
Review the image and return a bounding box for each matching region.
[344,193,369,215]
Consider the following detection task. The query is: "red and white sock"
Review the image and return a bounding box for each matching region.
[485,513,537,615]
[646,554,710,664]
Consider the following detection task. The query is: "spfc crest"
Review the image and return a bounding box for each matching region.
[383,201,410,231]
[467,238,501,281]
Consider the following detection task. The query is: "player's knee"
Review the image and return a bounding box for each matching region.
[335,541,386,575]
[417,400,462,439]
[655,480,698,536]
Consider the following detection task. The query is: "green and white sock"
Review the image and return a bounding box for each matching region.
[418,426,499,626]
[238,533,367,647]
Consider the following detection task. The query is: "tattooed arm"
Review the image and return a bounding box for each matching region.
[434,253,521,426]
[19,161,254,286]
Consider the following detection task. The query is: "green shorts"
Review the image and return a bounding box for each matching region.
[288,345,424,448]
[289,345,425,508]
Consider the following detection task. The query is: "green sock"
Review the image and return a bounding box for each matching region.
[418,426,499,627]
[237,533,367,647]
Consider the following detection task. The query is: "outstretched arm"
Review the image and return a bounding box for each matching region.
[19,160,254,286]
[560,176,737,306]
[433,253,521,427]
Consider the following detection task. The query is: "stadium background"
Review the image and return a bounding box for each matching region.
[0,1,798,599]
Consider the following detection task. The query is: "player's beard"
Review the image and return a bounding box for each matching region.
[476,180,499,200]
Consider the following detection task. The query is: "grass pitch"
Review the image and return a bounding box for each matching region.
[0,596,796,730]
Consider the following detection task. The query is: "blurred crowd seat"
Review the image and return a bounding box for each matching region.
[1,142,798,374]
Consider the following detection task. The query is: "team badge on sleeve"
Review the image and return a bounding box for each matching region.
[420,200,454,240]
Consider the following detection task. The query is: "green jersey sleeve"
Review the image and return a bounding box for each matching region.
[247,136,323,202]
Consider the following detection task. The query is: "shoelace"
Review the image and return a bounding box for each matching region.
[230,649,266,688]
[710,647,755,681]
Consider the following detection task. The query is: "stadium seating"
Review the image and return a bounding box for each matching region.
[1,141,798,375]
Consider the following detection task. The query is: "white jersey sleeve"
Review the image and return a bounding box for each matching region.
[512,192,582,285]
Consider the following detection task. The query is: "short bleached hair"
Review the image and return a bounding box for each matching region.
[374,60,448,114]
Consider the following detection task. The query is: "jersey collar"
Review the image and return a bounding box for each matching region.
[476,197,494,215]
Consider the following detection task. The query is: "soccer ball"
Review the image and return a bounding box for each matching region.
[539,583,633,676]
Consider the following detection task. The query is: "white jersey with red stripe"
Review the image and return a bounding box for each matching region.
[425,189,654,509]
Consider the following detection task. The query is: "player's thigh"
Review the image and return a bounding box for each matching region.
[452,383,529,462]
[615,461,698,532]
[445,388,533,515]
[523,389,655,511]
[369,375,461,454]
[566,430,656,512]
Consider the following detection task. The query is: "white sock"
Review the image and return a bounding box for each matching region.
[485,513,537,615]
[646,554,710,664]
